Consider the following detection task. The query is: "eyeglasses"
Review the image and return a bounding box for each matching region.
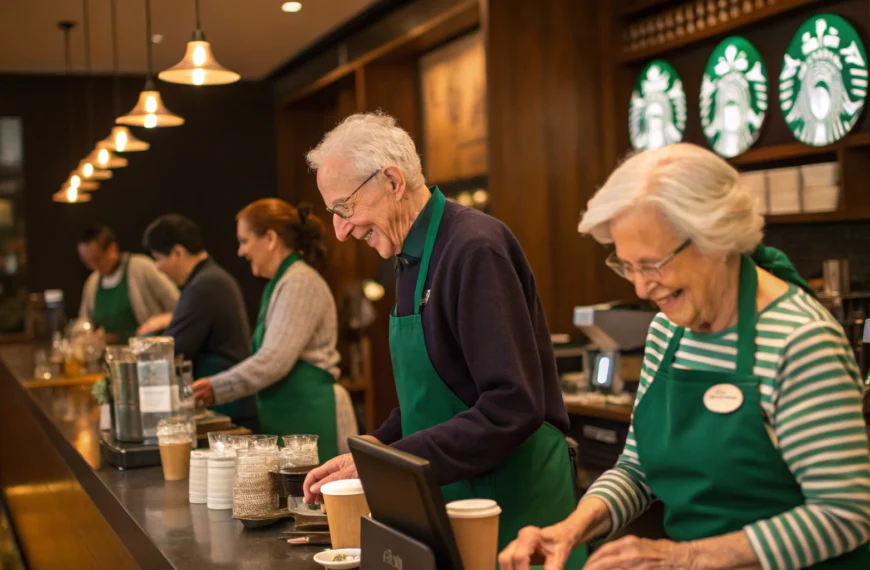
[605,239,691,281]
[326,169,380,220]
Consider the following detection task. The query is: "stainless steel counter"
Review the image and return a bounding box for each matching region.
[0,344,322,569]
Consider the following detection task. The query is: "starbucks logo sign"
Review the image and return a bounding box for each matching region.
[700,37,768,158]
[629,60,687,150]
[780,14,868,146]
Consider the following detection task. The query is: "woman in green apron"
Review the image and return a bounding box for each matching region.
[501,144,870,569]
[191,199,357,464]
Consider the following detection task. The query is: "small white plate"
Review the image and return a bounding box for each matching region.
[313,548,361,569]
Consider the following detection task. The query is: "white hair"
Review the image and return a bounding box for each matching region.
[578,143,763,256]
[306,111,425,190]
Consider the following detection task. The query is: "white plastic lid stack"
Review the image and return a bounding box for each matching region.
[445,499,502,519]
[189,450,211,504]
[321,479,365,496]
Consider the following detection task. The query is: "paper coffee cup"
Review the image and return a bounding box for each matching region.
[446,499,502,570]
[321,479,369,549]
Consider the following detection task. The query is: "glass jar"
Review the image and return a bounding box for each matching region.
[130,336,176,438]
[233,448,278,517]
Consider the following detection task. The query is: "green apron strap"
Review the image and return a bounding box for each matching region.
[751,244,814,296]
[413,189,446,315]
[252,252,301,352]
[735,254,758,376]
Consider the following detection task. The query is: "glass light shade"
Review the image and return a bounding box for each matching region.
[75,159,113,181]
[158,40,240,85]
[53,185,92,203]
[86,147,128,169]
[96,126,150,152]
[116,90,184,128]
[67,173,100,191]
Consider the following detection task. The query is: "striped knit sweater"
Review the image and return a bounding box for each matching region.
[585,285,870,570]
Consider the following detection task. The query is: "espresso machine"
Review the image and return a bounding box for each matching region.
[572,300,657,395]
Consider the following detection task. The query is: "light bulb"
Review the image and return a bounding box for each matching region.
[115,129,128,151]
[97,148,110,166]
[67,186,78,202]
[70,175,81,188]
[83,162,94,177]
[145,95,158,113]
[193,45,207,66]
[192,68,206,86]
[282,2,302,12]
[144,114,157,129]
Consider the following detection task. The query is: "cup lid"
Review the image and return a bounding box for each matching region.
[321,478,364,496]
[445,499,502,519]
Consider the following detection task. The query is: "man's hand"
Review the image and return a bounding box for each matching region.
[303,453,358,505]
[192,378,215,407]
[136,313,173,336]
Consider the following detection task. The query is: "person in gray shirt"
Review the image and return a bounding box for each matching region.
[140,214,257,429]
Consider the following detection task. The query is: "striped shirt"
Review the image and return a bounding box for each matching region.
[585,285,870,570]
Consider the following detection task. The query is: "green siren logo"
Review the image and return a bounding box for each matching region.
[780,14,868,146]
[700,37,768,158]
[629,60,687,150]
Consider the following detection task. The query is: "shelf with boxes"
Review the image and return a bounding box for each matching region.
[740,162,840,217]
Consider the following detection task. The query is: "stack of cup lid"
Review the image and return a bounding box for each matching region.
[207,453,236,510]
[189,450,211,504]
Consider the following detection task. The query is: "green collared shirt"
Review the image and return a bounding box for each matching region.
[396,187,438,267]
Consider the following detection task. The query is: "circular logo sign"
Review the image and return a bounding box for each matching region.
[703,384,744,415]
[779,14,868,146]
[629,60,687,150]
[700,37,768,158]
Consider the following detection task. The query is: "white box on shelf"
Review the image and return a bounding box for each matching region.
[800,162,839,187]
[802,185,839,213]
[739,170,768,215]
[766,167,801,215]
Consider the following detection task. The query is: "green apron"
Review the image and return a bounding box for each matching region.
[252,252,339,464]
[388,188,586,569]
[93,259,140,344]
[633,250,870,568]
[195,352,258,430]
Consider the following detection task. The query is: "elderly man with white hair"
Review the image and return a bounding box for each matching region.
[301,111,587,568]
[499,143,870,570]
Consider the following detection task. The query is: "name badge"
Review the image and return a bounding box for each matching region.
[703,383,744,414]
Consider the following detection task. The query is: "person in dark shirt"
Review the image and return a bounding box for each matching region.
[301,112,585,568]
[139,214,257,430]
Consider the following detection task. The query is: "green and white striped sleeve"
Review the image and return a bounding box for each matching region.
[583,317,671,532]
[744,320,870,570]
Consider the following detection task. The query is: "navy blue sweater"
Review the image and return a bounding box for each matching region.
[372,197,569,485]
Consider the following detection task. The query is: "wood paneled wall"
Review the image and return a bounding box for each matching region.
[485,0,634,334]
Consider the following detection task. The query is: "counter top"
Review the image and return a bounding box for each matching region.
[0,344,324,569]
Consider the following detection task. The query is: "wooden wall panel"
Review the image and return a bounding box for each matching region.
[486,0,634,334]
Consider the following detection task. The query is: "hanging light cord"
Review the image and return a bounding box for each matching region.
[60,21,75,170]
[145,0,154,82]
[195,0,201,31]
[83,0,94,145]
[111,0,120,117]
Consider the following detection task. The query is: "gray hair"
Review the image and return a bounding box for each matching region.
[306,111,425,189]
[578,143,763,256]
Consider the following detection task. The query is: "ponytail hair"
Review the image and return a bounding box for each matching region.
[236,198,328,271]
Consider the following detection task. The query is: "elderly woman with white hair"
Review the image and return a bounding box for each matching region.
[499,143,870,570]
[301,111,586,569]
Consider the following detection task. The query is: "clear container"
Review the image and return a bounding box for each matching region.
[130,336,176,438]
[233,448,278,517]
[105,345,144,443]
[281,434,319,467]
[157,416,196,481]
[174,359,195,419]
[250,435,278,450]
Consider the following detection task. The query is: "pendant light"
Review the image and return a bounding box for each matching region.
[54,21,96,202]
[86,146,129,169]
[158,0,240,85]
[117,0,184,128]
[72,0,112,183]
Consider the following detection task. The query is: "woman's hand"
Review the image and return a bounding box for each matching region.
[192,378,215,407]
[584,536,689,570]
[303,453,358,505]
[136,313,172,335]
[498,522,581,570]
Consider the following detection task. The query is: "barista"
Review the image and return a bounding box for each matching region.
[139,214,257,430]
[78,226,178,344]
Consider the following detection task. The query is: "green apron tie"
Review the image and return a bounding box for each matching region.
[388,188,587,569]
[251,252,339,464]
[93,259,140,344]
[632,252,870,568]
